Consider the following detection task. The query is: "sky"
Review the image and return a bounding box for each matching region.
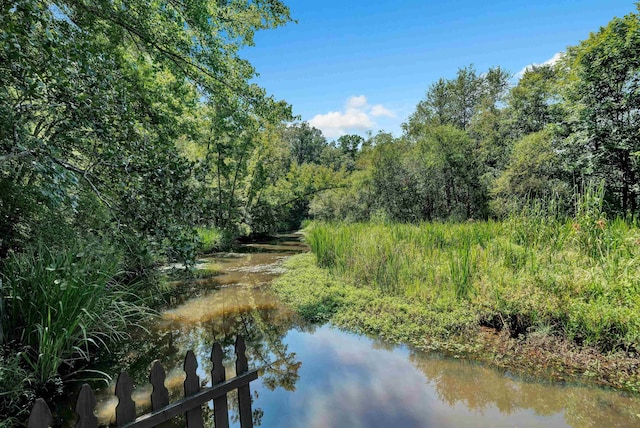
[241,0,636,139]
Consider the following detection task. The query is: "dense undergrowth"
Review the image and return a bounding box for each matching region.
[306,200,640,353]
[0,241,158,424]
[273,190,640,392]
[0,222,235,423]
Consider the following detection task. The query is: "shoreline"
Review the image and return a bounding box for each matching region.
[272,253,640,394]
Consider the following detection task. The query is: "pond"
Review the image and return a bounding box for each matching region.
[73,234,640,427]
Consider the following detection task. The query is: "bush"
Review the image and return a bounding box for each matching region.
[0,240,147,385]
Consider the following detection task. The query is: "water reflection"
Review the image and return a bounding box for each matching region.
[89,234,310,426]
[93,304,307,426]
[250,326,640,428]
[80,234,640,428]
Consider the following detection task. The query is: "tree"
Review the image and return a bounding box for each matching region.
[283,122,327,165]
[567,8,640,214]
[0,0,292,260]
[337,134,364,159]
[404,65,510,138]
[369,137,420,222]
[508,65,563,138]
[492,129,568,215]
[413,125,486,220]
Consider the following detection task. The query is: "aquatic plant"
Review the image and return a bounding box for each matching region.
[0,241,148,384]
[304,205,640,353]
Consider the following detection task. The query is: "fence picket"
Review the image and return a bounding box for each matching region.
[115,371,136,425]
[183,350,203,428]
[27,337,257,428]
[149,360,170,413]
[27,398,51,428]
[235,336,253,428]
[211,342,229,428]
[75,384,98,428]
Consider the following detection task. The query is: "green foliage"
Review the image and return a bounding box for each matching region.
[309,169,374,222]
[0,352,31,425]
[304,213,640,354]
[404,65,510,134]
[273,253,475,340]
[507,65,563,137]
[369,137,422,222]
[1,0,294,261]
[0,241,148,384]
[448,233,474,298]
[491,129,569,215]
[196,226,225,253]
[566,7,640,215]
[0,0,297,422]
[283,122,327,166]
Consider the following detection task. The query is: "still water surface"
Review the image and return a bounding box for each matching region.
[85,234,640,427]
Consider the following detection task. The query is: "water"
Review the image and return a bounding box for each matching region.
[74,233,640,427]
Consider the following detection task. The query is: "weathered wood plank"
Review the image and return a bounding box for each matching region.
[183,350,203,428]
[28,398,52,428]
[117,369,258,428]
[75,384,98,428]
[115,371,136,425]
[149,360,169,412]
[235,336,253,428]
[211,342,229,428]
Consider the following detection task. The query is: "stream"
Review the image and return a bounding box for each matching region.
[72,233,640,427]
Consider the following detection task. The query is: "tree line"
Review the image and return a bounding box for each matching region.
[309,7,640,223]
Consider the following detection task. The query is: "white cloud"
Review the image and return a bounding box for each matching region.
[516,52,564,79]
[370,104,396,118]
[309,96,395,138]
[309,109,374,138]
[346,95,368,109]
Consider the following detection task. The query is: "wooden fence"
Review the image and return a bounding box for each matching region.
[28,336,258,428]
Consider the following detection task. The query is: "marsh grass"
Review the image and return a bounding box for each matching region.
[196,226,224,253]
[0,242,148,384]
[306,200,640,353]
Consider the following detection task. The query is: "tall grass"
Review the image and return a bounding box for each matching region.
[448,234,474,298]
[0,241,147,384]
[305,192,640,353]
[196,226,235,253]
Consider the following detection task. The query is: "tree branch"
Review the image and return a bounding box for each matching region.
[48,156,119,212]
[0,150,33,164]
[68,0,262,106]
[276,185,346,210]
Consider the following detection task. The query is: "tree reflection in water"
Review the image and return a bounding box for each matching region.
[91,296,309,427]
[409,352,639,428]
[74,233,640,428]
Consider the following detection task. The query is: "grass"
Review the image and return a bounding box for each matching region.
[0,240,150,410]
[304,207,640,354]
[196,226,237,253]
[0,351,30,425]
[274,188,640,391]
[272,254,476,343]
[273,253,640,393]
[196,226,224,253]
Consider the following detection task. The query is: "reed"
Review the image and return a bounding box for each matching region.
[196,226,224,253]
[304,208,640,352]
[0,241,148,384]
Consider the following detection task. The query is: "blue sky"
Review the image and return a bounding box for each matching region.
[242,0,636,139]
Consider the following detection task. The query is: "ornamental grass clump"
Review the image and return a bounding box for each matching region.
[0,241,148,385]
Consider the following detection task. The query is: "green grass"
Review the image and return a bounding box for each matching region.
[0,352,30,425]
[303,211,640,354]
[0,241,149,385]
[273,251,640,392]
[196,226,224,253]
[273,254,476,344]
